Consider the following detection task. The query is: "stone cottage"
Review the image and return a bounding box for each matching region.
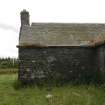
[17,10,105,84]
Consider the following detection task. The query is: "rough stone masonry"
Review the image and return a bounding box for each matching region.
[17,10,105,84]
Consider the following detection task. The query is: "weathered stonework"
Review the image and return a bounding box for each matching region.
[18,46,105,84]
[17,10,105,84]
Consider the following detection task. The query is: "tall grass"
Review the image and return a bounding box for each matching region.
[0,74,105,105]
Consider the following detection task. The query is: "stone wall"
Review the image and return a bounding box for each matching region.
[94,45,105,83]
[18,46,104,84]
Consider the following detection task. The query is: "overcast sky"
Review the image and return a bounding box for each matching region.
[0,0,105,58]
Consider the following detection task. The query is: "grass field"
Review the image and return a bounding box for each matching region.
[0,73,105,105]
[0,68,18,74]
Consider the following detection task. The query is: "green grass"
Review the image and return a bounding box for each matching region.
[0,68,18,74]
[0,74,105,105]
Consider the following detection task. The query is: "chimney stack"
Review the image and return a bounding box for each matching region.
[20,9,30,26]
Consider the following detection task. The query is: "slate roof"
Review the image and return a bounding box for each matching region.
[19,23,105,47]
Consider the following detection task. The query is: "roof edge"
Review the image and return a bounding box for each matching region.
[90,40,105,47]
[16,44,94,48]
[31,22,105,26]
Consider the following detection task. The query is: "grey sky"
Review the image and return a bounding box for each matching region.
[0,0,105,58]
[0,23,18,33]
